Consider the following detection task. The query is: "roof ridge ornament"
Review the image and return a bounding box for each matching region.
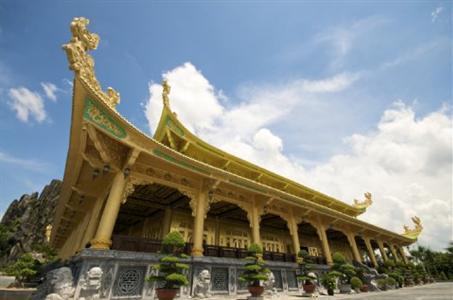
[353,192,373,211]
[402,216,423,239]
[62,17,120,109]
[162,79,171,107]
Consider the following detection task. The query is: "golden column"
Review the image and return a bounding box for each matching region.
[346,232,362,263]
[364,237,378,267]
[377,240,388,262]
[91,172,126,249]
[161,208,173,238]
[316,223,333,265]
[250,205,261,245]
[191,190,208,256]
[389,244,400,262]
[398,246,408,264]
[287,215,301,255]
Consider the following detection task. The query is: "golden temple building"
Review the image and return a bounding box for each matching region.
[49,17,422,298]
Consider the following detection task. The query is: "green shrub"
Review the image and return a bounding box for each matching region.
[321,272,338,292]
[5,253,38,286]
[239,244,270,287]
[146,231,189,289]
[377,278,387,290]
[350,276,363,290]
[386,276,397,287]
[331,252,356,284]
[297,249,315,284]
[248,243,263,255]
[332,252,347,264]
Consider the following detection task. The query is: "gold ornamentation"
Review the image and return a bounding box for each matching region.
[63,17,120,109]
[162,79,171,106]
[45,224,53,242]
[90,238,112,249]
[403,216,423,239]
[84,99,127,138]
[353,192,373,210]
[121,176,150,204]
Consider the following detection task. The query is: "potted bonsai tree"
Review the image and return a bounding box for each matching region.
[239,243,270,298]
[146,231,189,300]
[331,252,356,293]
[296,250,317,294]
[320,272,340,296]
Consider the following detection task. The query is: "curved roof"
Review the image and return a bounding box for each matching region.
[153,100,366,217]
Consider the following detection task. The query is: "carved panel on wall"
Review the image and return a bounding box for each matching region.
[211,267,229,291]
[228,267,236,295]
[112,265,146,297]
[100,264,115,299]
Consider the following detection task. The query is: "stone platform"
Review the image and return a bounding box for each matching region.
[50,249,329,299]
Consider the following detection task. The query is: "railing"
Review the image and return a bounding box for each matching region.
[111,235,298,262]
[263,251,296,262]
[111,235,192,254]
[307,255,327,265]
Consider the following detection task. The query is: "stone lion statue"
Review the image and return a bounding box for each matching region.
[264,271,276,295]
[41,267,75,300]
[79,266,104,300]
[193,269,211,298]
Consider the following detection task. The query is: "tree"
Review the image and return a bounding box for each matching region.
[331,252,356,285]
[146,231,189,289]
[239,244,270,287]
[5,253,38,286]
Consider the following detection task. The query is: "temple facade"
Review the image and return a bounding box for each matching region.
[49,18,422,299]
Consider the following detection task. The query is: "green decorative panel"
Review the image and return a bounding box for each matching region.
[83,98,127,139]
[230,179,267,193]
[166,116,184,137]
[153,149,209,175]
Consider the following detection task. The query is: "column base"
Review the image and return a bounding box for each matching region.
[90,238,112,249]
[191,247,204,256]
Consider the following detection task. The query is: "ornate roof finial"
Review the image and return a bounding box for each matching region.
[402,216,423,239]
[353,192,373,211]
[162,79,171,107]
[62,17,120,109]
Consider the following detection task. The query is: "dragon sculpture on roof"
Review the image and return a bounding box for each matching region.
[402,216,423,239]
[353,192,373,211]
[62,17,120,109]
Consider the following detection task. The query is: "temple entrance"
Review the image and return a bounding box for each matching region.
[298,221,325,264]
[326,228,354,262]
[260,213,295,262]
[111,183,192,253]
[203,201,250,258]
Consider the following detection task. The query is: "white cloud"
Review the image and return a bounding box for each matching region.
[315,16,389,68]
[145,62,224,133]
[431,6,444,22]
[144,63,452,250]
[8,87,47,123]
[40,82,58,101]
[301,72,360,93]
[305,102,452,250]
[380,39,446,70]
[0,150,49,172]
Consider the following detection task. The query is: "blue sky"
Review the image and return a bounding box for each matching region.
[0,1,451,249]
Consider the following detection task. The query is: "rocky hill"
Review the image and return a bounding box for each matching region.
[0,179,61,265]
